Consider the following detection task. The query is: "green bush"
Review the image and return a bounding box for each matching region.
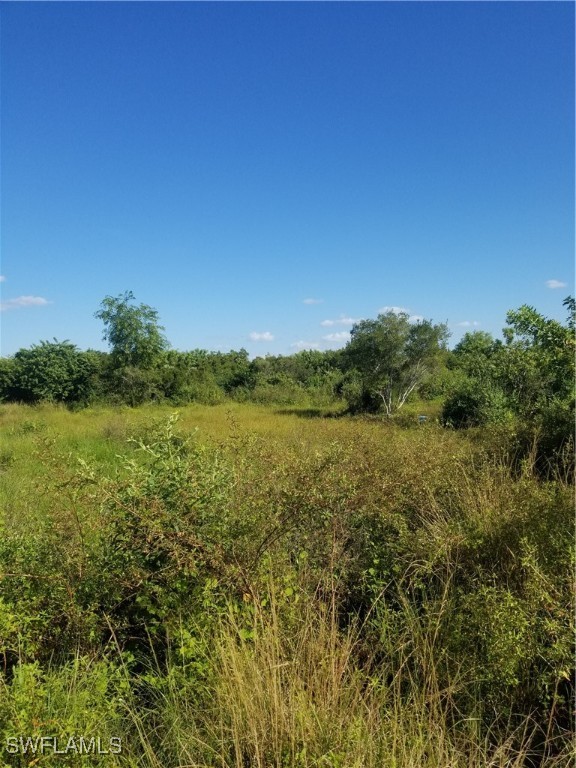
[8,342,98,406]
[101,365,164,406]
[0,358,17,402]
[442,378,513,428]
[0,658,129,768]
[536,396,575,478]
[339,370,380,413]
[248,374,309,406]
[170,378,225,405]
[82,414,236,657]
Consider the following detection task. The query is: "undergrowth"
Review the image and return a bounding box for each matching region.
[0,403,573,766]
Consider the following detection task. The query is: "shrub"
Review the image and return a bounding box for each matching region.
[442,379,513,428]
[83,414,236,658]
[248,374,309,406]
[0,358,17,402]
[339,370,380,413]
[8,341,98,406]
[0,658,129,768]
[102,365,164,406]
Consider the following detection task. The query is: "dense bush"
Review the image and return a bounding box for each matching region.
[5,341,99,406]
[443,300,574,477]
[0,293,573,764]
[0,405,573,765]
[441,377,513,428]
[338,369,380,413]
[99,364,164,406]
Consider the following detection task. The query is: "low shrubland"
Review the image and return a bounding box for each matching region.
[0,402,573,766]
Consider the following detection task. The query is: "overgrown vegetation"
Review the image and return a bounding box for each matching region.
[0,294,573,765]
[1,294,574,474]
[0,401,573,766]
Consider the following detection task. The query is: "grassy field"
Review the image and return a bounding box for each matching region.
[0,402,573,767]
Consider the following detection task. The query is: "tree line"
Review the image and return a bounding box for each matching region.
[1,291,573,466]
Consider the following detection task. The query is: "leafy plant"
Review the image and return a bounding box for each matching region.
[343,311,449,415]
[95,291,169,369]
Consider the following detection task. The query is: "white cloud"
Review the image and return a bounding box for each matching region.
[249,331,274,342]
[0,295,51,312]
[323,331,350,342]
[0,275,6,283]
[320,315,361,327]
[379,306,423,323]
[379,305,409,315]
[303,298,323,305]
[455,320,480,328]
[545,279,567,289]
[290,340,320,350]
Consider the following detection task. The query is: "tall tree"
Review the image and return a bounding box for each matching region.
[95,291,168,368]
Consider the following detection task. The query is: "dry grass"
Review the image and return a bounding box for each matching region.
[127,588,571,768]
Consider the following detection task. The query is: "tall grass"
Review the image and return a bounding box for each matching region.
[0,402,573,766]
[126,586,573,768]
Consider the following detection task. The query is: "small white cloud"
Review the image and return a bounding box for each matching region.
[379,305,409,315]
[303,298,323,305]
[455,321,480,328]
[545,279,567,289]
[290,340,320,350]
[0,275,6,283]
[379,306,423,323]
[323,331,350,342]
[320,315,361,327]
[249,331,274,342]
[0,295,51,312]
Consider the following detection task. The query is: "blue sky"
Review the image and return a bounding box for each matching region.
[1,2,573,357]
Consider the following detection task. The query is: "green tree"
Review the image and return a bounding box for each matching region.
[440,332,509,426]
[499,299,574,415]
[441,378,512,429]
[10,340,97,405]
[95,291,168,369]
[442,299,574,475]
[344,311,449,415]
[0,357,17,402]
[451,331,502,380]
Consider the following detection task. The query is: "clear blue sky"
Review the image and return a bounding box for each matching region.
[1,2,573,357]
